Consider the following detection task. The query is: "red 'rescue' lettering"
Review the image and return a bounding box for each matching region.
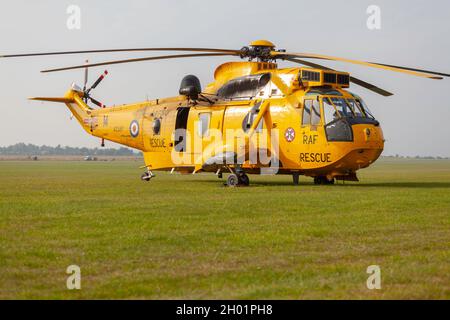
[299,153,331,163]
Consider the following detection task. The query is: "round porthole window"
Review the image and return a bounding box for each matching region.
[152,118,161,135]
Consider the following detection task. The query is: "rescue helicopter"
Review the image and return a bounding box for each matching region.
[2,40,449,186]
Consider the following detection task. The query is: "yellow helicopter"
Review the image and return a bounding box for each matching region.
[2,40,449,186]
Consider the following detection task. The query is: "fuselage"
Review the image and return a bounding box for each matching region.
[61,61,384,181]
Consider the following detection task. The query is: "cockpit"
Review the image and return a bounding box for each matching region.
[304,88,378,141]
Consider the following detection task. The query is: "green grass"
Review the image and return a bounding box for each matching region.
[0,158,449,299]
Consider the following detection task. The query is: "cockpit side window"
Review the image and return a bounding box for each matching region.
[302,100,312,126]
[322,97,339,125]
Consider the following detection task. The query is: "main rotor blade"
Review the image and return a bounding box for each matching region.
[1,47,240,58]
[285,57,393,96]
[368,62,450,78]
[273,51,447,79]
[41,53,237,73]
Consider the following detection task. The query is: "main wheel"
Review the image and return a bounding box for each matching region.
[238,174,250,186]
[227,174,239,187]
[314,176,334,185]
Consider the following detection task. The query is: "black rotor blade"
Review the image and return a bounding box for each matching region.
[0,47,241,58]
[273,51,445,79]
[89,97,105,108]
[41,53,237,73]
[86,70,108,94]
[368,62,450,78]
[348,77,393,97]
[285,57,394,97]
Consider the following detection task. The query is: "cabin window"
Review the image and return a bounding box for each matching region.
[152,118,161,135]
[198,112,211,137]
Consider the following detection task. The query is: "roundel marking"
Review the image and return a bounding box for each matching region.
[129,120,140,138]
[284,127,295,142]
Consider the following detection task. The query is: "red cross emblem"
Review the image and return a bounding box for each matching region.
[284,127,295,142]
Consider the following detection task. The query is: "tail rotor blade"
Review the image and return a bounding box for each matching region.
[83,59,89,91]
[86,70,108,94]
[89,97,105,108]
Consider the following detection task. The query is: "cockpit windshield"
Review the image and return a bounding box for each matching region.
[346,99,365,118]
[320,95,376,124]
[354,98,375,119]
[318,95,378,141]
[330,97,353,117]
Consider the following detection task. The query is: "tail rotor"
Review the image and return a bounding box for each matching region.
[83,69,108,108]
[81,61,108,147]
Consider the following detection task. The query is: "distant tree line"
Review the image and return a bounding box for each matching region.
[0,143,139,156]
[382,154,449,160]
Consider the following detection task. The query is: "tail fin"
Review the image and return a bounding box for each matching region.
[29,97,73,103]
[29,84,93,133]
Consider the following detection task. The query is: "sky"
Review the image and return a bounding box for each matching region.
[0,0,449,156]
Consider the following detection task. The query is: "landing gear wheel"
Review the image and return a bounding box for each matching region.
[238,174,250,186]
[141,171,154,182]
[292,173,300,185]
[314,176,335,185]
[227,174,239,187]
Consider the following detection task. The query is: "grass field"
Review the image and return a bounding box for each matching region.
[0,158,449,299]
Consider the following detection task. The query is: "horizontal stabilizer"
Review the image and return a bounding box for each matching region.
[29,97,73,103]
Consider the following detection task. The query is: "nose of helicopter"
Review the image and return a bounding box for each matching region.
[349,124,385,168]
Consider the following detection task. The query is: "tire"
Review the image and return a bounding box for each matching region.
[227,174,239,187]
[239,174,250,186]
[314,176,334,185]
